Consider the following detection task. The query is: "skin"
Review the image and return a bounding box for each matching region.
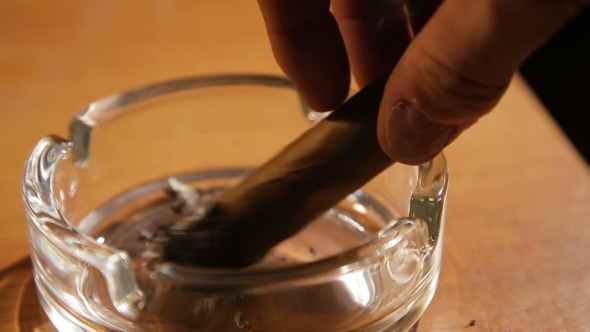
[256,0,589,165]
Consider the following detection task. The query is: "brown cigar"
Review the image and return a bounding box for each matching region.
[159,0,437,268]
[160,72,394,267]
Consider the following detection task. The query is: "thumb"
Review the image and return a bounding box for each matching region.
[378,0,589,165]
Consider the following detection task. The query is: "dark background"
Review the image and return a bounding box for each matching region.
[519,8,589,166]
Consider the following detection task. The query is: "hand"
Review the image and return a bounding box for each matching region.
[256,0,588,164]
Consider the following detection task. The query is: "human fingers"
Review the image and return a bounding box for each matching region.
[377,0,589,164]
[257,0,350,111]
[331,0,442,88]
[331,0,410,88]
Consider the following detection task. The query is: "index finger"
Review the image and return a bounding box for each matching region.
[257,0,350,111]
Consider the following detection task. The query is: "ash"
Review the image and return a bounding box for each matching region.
[137,177,218,266]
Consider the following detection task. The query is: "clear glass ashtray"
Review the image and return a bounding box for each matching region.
[21,74,448,332]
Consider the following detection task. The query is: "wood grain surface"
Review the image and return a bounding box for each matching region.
[1,1,589,331]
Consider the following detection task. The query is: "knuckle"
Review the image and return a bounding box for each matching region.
[411,45,509,124]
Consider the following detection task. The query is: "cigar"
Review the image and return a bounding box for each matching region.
[159,0,438,268]
[159,73,395,268]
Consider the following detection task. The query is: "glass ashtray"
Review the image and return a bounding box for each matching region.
[21,74,448,331]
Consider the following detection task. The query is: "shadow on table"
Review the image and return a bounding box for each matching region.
[0,257,56,332]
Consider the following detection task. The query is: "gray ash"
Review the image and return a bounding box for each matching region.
[165,177,201,216]
[137,229,156,241]
[138,177,219,267]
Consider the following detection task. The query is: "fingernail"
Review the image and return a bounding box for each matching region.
[385,101,454,164]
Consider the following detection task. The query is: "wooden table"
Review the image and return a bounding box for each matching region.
[2,1,589,331]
